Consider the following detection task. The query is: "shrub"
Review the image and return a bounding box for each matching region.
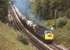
[56,18,67,28]
[18,34,29,45]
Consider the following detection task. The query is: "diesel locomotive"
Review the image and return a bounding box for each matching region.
[20,17,54,43]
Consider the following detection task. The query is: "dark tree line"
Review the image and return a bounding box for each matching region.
[0,0,9,22]
[31,0,70,19]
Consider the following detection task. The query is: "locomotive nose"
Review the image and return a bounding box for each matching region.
[44,32,54,40]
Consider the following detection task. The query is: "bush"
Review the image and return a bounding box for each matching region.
[56,18,67,28]
[18,34,29,45]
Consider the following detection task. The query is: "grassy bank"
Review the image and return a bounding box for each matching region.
[0,21,37,50]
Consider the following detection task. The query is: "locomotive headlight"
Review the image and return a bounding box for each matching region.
[44,32,54,40]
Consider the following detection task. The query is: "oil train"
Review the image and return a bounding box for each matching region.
[19,17,54,43]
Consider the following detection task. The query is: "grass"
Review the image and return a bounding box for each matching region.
[41,17,70,49]
[0,21,37,50]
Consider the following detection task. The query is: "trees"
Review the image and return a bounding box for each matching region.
[0,0,9,22]
[31,0,70,19]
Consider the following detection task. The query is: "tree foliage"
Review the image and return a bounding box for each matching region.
[0,0,9,22]
[31,0,70,19]
[56,17,67,28]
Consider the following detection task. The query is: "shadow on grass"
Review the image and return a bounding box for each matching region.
[18,35,29,45]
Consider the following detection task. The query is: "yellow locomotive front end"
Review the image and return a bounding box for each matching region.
[44,31,54,43]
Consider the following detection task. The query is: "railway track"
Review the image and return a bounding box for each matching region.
[48,43,65,50]
[8,4,68,50]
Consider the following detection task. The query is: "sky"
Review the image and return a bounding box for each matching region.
[14,0,31,16]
